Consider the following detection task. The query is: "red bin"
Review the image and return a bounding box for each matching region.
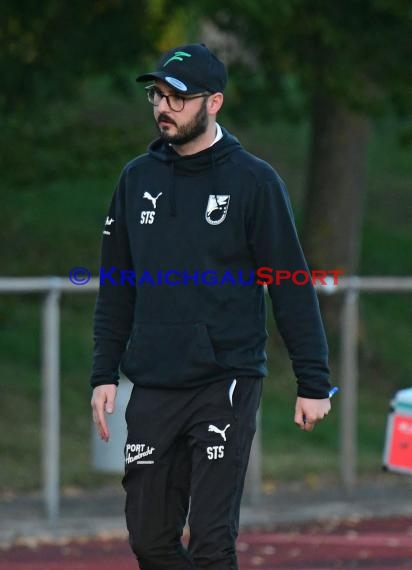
[383,388,412,474]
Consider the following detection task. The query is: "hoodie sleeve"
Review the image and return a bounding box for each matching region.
[90,172,136,388]
[247,171,331,398]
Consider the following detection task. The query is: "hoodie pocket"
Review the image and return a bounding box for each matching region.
[120,322,220,387]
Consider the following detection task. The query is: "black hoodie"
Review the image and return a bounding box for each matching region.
[91,127,330,398]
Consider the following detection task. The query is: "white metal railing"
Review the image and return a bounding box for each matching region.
[1,275,412,523]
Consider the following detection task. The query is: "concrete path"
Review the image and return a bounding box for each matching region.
[1,475,412,546]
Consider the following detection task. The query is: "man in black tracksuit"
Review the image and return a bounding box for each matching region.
[91,44,332,569]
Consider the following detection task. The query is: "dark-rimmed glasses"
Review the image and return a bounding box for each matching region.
[145,85,210,112]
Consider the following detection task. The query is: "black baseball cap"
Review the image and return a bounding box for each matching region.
[136,43,227,95]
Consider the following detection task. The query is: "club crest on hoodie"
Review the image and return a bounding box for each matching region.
[205,195,230,225]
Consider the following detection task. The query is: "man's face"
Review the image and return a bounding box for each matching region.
[153,80,209,146]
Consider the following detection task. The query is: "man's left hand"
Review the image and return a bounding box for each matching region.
[294,396,331,432]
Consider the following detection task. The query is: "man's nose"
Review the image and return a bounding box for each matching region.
[157,95,171,112]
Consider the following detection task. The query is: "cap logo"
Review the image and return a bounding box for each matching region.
[165,77,188,91]
[163,51,191,67]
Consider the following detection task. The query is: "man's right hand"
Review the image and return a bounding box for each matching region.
[91,384,117,442]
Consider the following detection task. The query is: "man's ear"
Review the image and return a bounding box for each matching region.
[207,92,224,115]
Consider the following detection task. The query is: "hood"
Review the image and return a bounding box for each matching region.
[147,128,242,216]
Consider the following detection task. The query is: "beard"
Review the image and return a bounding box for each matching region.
[157,98,208,145]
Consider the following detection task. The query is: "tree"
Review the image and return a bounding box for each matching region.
[174,0,412,331]
[0,0,169,113]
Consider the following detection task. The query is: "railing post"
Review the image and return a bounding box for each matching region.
[41,284,61,524]
[339,282,359,493]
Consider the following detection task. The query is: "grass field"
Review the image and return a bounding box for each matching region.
[1,84,411,493]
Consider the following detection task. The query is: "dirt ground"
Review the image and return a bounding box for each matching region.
[2,515,411,569]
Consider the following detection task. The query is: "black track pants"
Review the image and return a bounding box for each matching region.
[122,376,263,569]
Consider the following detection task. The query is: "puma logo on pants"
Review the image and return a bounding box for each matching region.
[208,424,231,441]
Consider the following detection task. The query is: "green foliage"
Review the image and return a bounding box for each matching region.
[0,1,167,112]
[2,2,412,125]
[179,0,412,118]
[1,80,150,187]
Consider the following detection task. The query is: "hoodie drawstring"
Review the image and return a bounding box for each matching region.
[169,161,176,217]
[211,150,219,209]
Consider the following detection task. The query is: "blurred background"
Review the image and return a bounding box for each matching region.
[1,1,411,499]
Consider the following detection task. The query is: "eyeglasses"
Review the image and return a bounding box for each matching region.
[145,85,210,112]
